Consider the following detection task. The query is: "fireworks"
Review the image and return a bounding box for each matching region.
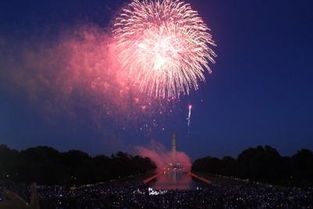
[113,0,217,99]
[187,104,192,127]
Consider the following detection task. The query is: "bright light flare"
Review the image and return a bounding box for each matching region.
[113,0,217,99]
[187,104,192,127]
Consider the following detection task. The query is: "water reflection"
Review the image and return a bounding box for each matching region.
[151,171,202,190]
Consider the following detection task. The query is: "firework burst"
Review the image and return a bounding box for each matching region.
[113,0,217,99]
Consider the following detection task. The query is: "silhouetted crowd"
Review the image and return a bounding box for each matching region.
[1,179,313,209]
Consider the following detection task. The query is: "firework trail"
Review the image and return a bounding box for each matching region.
[187,104,192,127]
[113,0,217,99]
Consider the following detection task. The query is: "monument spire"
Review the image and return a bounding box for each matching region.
[172,132,176,163]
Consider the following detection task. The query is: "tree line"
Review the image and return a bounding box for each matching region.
[192,145,313,187]
[0,145,156,185]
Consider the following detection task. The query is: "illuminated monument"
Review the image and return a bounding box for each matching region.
[165,132,184,173]
[172,132,177,163]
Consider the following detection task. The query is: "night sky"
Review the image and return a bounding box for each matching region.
[0,0,313,160]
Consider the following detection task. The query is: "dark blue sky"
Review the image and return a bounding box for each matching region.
[0,0,313,160]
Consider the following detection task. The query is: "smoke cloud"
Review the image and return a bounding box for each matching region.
[137,141,192,172]
[0,25,159,130]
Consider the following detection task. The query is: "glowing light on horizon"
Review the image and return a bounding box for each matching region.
[113,0,217,99]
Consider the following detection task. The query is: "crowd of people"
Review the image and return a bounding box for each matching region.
[1,177,313,209]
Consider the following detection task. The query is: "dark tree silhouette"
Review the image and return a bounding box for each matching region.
[0,145,156,185]
[192,145,313,187]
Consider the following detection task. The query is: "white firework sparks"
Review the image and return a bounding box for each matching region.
[113,0,217,99]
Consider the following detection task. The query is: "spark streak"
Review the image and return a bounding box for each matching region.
[187,104,192,127]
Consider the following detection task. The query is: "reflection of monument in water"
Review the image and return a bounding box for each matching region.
[144,133,210,189]
[148,132,208,190]
[152,133,192,190]
[163,132,187,175]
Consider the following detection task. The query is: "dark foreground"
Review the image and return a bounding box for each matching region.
[1,178,313,209]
